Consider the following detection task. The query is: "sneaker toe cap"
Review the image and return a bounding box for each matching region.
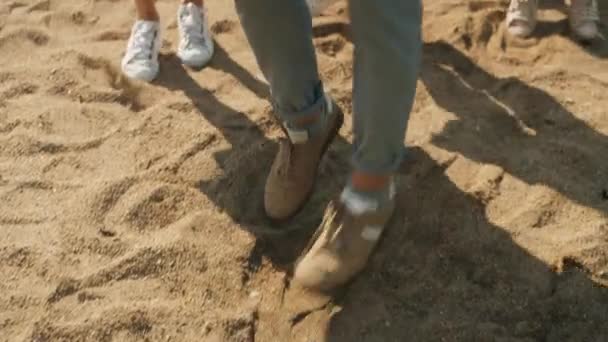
[573,22,598,40]
[122,61,158,82]
[179,46,214,68]
[507,20,535,38]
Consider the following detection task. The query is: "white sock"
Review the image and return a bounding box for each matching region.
[340,179,396,215]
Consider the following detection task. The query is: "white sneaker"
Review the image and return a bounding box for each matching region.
[506,0,538,38]
[177,3,214,68]
[569,0,600,40]
[121,20,161,82]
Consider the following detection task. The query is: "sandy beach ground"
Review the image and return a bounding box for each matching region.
[1,0,608,341]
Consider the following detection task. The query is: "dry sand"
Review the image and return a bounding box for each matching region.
[1,0,608,341]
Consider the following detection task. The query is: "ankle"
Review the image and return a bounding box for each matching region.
[350,172,392,192]
[183,0,203,6]
[285,111,327,144]
[292,112,321,129]
[341,175,396,215]
[137,12,160,21]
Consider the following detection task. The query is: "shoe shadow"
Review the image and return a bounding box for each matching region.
[323,146,608,341]
[311,18,608,216]
[421,41,608,215]
[154,41,351,268]
[307,23,608,339]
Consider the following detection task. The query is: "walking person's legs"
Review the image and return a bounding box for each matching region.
[134,0,160,21]
[506,0,538,38]
[237,0,422,290]
[122,0,214,82]
[506,0,600,40]
[122,0,162,81]
[294,0,423,290]
[236,0,344,221]
[176,0,214,68]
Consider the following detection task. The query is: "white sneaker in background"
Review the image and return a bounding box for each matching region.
[177,3,214,68]
[506,0,538,38]
[569,0,600,41]
[121,20,161,82]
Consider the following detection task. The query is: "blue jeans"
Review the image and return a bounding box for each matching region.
[235,0,422,174]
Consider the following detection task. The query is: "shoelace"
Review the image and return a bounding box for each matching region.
[127,24,156,61]
[179,7,205,48]
[571,0,599,22]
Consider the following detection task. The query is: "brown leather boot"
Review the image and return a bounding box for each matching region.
[293,191,395,291]
[264,96,343,221]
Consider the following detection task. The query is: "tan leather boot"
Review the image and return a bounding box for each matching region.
[264,96,344,221]
[293,192,395,291]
